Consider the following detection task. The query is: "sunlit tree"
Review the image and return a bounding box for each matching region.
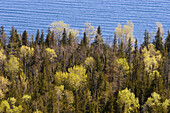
[117,88,140,113]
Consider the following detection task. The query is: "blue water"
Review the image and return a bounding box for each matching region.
[0,0,170,44]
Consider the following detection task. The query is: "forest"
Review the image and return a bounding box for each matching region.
[0,21,169,113]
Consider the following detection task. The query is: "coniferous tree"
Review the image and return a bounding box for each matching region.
[45,29,52,48]
[81,32,88,47]
[154,27,164,53]
[40,30,44,46]
[118,39,124,58]
[142,29,150,50]
[68,32,74,46]
[35,29,40,45]
[61,28,67,45]
[165,31,170,53]
[21,30,28,46]
[113,32,117,54]
[94,26,103,45]
[0,26,6,48]
[8,26,21,54]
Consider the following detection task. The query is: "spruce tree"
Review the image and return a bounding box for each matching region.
[68,31,74,46]
[8,26,21,54]
[0,26,6,48]
[21,30,28,46]
[165,31,170,53]
[154,27,164,53]
[118,39,125,58]
[142,29,150,50]
[40,30,44,45]
[82,32,88,47]
[113,32,117,54]
[35,29,40,45]
[45,28,52,48]
[61,28,67,45]
[94,26,103,44]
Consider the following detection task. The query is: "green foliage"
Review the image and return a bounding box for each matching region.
[85,57,95,69]
[154,27,164,53]
[33,109,43,113]
[117,58,129,75]
[117,88,140,113]
[5,55,20,74]
[20,45,34,58]
[22,95,31,103]
[68,65,87,90]
[55,65,87,90]
[142,44,162,73]
[0,49,6,64]
[143,92,169,113]
[94,26,103,44]
[0,24,168,113]
[45,48,57,61]
[149,70,161,81]
[0,97,23,113]
[22,30,28,46]
[0,76,11,99]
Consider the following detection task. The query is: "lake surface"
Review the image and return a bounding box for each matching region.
[0,0,170,44]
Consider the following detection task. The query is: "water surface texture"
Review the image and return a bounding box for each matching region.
[0,0,170,44]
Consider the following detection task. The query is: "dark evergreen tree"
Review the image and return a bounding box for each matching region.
[61,28,67,45]
[94,26,103,44]
[8,26,21,54]
[35,29,40,45]
[0,26,6,48]
[118,39,124,58]
[142,29,150,50]
[113,32,117,54]
[21,30,28,46]
[154,27,164,53]
[165,31,170,53]
[68,31,74,46]
[81,32,88,47]
[45,29,52,48]
[40,30,44,45]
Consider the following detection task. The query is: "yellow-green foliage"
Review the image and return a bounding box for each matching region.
[0,49,6,64]
[117,58,129,75]
[143,92,169,112]
[5,55,20,73]
[20,45,34,58]
[55,65,87,90]
[50,21,79,38]
[85,57,95,69]
[156,22,164,35]
[64,90,74,105]
[0,100,11,112]
[55,85,64,99]
[68,65,87,90]
[0,97,23,113]
[22,95,31,103]
[82,22,96,41]
[64,90,75,111]
[162,99,170,111]
[0,76,11,99]
[117,88,140,113]
[115,20,135,47]
[55,71,68,85]
[142,44,162,73]
[33,109,43,113]
[149,70,161,80]
[50,21,70,37]
[45,48,57,61]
